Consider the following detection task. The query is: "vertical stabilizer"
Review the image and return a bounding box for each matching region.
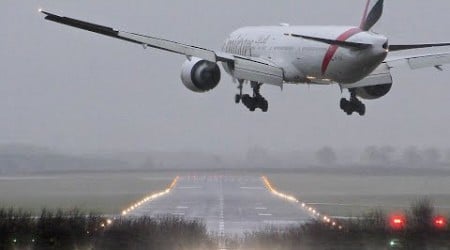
[360,0,384,31]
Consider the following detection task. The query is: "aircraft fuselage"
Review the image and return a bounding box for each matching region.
[222,26,388,85]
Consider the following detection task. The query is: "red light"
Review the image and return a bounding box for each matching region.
[433,216,447,229]
[389,214,406,230]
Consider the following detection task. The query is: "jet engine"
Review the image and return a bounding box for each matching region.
[180,57,221,93]
[354,83,392,100]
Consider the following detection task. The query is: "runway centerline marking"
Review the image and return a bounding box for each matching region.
[255,207,267,210]
[176,206,189,209]
[240,186,264,190]
[258,213,273,216]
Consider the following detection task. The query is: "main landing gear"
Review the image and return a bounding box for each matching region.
[340,90,366,116]
[235,81,268,112]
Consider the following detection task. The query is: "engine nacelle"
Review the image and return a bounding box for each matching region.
[181,57,221,93]
[354,83,392,100]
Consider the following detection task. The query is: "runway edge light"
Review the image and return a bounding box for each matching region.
[121,176,179,216]
[261,176,343,230]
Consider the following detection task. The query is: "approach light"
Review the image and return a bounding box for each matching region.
[389,214,406,230]
[389,239,401,248]
[433,216,447,229]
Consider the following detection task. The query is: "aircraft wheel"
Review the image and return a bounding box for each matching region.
[260,99,269,112]
[235,94,241,104]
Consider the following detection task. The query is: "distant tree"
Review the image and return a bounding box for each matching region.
[361,146,394,166]
[402,146,423,167]
[422,147,441,167]
[142,156,155,169]
[316,147,337,166]
[246,146,269,162]
[443,149,450,163]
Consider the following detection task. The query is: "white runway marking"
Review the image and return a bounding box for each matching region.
[127,176,318,239]
[255,207,267,210]
[218,179,226,249]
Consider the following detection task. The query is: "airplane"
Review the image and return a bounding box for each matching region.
[39,0,450,116]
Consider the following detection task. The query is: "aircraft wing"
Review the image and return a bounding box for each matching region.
[40,10,284,86]
[385,52,450,70]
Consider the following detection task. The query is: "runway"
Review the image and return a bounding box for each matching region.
[127,176,314,235]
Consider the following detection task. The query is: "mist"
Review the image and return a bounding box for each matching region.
[1,0,449,155]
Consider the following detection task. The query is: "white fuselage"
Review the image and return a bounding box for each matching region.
[222,26,388,85]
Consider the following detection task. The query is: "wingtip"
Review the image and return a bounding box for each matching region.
[38,8,52,16]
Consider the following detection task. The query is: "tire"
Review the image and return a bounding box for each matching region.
[357,104,366,116]
[340,98,353,115]
[242,95,256,112]
[340,98,347,110]
[260,100,269,112]
[235,94,241,104]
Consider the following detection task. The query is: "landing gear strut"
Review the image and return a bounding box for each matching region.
[340,90,366,116]
[235,80,244,104]
[235,81,268,112]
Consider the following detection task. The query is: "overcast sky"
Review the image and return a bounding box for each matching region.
[1,0,450,154]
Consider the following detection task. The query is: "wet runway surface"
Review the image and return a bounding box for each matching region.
[129,176,313,235]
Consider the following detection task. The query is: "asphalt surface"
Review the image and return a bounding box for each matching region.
[129,176,313,235]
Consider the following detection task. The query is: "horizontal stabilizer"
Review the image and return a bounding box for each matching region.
[285,33,372,49]
[389,43,450,51]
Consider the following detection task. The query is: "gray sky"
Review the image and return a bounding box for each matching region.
[1,0,450,154]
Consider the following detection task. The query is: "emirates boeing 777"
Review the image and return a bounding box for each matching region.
[40,0,450,116]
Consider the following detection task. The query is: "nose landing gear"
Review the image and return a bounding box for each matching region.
[235,81,268,112]
[340,90,366,116]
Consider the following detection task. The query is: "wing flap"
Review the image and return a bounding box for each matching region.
[233,57,284,86]
[118,32,217,62]
[385,52,450,70]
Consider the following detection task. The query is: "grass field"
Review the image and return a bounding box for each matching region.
[0,171,449,218]
[267,173,450,217]
[0,173,175,214]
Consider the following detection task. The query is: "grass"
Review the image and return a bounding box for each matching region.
[2,171,450,218]
[267,173,450,216]
[0,172,175,214]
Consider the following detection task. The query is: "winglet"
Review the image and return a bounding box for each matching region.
[360,0,384,31]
